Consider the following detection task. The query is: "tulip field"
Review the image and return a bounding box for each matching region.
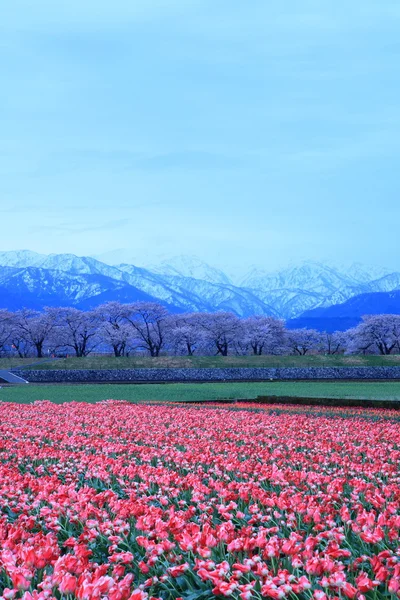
[0,400,400,600]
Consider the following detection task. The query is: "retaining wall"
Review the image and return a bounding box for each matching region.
[16,366,400,383]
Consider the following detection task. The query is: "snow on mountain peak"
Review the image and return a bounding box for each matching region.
[0,251,399,319]
[240,260,352,291]
[0,250,48,268]
[342,262,391,283]
[146,255,233,285]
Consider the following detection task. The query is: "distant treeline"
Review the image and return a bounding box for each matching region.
[0,302,399,358]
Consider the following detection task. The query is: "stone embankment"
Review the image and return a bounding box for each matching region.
[15,366,400,383]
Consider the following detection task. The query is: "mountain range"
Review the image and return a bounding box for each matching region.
[0,250,399,329]
[287,290,400,332]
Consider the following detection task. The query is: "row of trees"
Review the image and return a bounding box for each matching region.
[0,302,399,358]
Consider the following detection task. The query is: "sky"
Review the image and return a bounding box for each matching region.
[1,0,400,273]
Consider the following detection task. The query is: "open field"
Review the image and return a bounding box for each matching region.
[9,353,400,370]
[2,380,400,403]
[0,401,399,598]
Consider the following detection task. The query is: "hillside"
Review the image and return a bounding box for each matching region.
[288,290,400,331]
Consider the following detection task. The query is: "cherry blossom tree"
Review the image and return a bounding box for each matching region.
[96,302,132,357]
[321,331,348,355]
[99,321,133,357]
[198,312,241,356]
[4,312,33,357]
[0,310,12,354]
[166,313,207,356]
[13,309,58,358]
[232,335,251,356]
[347,314,400,355]
[2,302,400,359]
[286,328,322,355]
[242,316,286,355]
[123,302,168,357]
[55,308,101,357]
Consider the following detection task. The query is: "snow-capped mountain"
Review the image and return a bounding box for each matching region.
[0,252,276,316]
[0,251,399,319]
[116,263,276,315]
[341,262,390,284]
[144,255,232,286]
[0,266,164,312]
[0,250,48,269]
[239,260,400,318]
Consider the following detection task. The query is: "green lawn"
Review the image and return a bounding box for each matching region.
[0,358,48,369]
[2,381,400,404]
[13,354,400,370]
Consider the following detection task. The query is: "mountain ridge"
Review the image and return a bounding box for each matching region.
[0,250,399,321]
[287,290,400,332]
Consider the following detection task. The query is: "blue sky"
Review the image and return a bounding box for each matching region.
[1,0,400,272]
